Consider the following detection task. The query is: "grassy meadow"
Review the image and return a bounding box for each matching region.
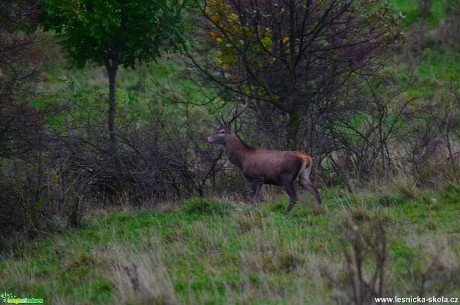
[1,180,459,304]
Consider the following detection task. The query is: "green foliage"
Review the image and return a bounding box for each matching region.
[40,0,192,68]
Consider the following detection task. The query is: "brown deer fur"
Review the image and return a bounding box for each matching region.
[207,125,321,213]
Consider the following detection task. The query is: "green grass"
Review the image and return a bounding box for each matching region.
[390,0,447,26]
[1,184,459,304]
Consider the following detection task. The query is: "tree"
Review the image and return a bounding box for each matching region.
[41,0,192,172]
[194,0,401,149]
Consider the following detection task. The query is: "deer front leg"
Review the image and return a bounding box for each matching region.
[244,171,263,207]
[250,180,263,207]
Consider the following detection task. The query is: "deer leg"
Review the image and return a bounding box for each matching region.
[250,180,263,207]
[299,171,322,205]
[281,176,298,213]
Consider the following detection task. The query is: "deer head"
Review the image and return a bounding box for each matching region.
[207,101,248,145]
[207,121,233,144]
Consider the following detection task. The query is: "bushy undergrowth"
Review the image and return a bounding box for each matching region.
[0,156,83,247]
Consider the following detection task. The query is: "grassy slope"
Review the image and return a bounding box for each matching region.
[1,184,459,304]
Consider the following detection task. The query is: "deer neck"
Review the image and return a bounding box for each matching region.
[224,134,253,169]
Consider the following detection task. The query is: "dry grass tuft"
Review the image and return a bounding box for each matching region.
[111,240,177,305]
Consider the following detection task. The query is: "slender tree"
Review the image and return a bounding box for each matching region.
[41,0,192,172]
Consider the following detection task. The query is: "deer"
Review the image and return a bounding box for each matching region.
[206,104,322,213]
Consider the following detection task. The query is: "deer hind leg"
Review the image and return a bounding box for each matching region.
[281,175,298,213]
[299,168,322,205]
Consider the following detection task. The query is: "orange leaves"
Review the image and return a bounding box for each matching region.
[205,0,241,67]
[204,0,275,69]
[206,0,237,40]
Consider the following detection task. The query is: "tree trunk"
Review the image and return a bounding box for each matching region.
[107,65,122,174]
[287,105,301,150]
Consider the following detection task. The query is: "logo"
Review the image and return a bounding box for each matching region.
[0,292,43,304]
[0,293,16,303]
